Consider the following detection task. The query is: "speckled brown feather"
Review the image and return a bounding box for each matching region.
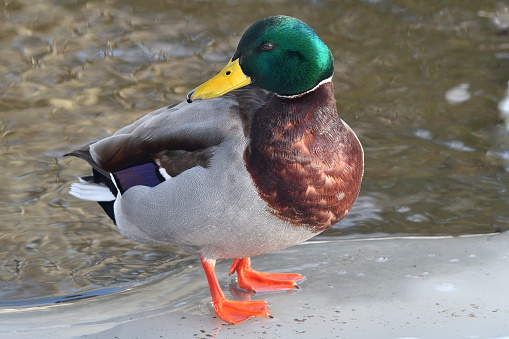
[244,81,363,233]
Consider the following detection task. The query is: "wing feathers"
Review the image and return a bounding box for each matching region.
[112,162,164,194]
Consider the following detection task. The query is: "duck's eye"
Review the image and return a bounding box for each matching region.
[261,42,274,51]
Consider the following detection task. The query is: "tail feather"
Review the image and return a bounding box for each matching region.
[69,181,116,202]
[69,174,117,224]
[66,147,165,224]
[66,148,119,223]
[65,148,109,177]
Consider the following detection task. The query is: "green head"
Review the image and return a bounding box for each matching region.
[233,15,334,96]
[186,16,334,102]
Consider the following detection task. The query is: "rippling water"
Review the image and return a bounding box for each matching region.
[1,0,508,303]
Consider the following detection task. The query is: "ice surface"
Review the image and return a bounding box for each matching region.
[1,233,509,339]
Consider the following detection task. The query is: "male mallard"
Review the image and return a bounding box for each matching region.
[67,15,363,324]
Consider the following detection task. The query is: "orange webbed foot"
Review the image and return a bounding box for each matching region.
[200,255,273,325]
[229,258,304,293]
[213,297,272,325]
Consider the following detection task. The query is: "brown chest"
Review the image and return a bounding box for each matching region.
[244,82,364,233]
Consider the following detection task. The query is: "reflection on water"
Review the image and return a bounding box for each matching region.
[0,286,126,307]
[1,0,509,304]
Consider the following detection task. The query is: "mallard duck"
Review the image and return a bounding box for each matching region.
[67,15,363,324]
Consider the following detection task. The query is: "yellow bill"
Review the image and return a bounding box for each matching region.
[187,58,251,103]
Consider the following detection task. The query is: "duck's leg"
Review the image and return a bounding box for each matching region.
[229,257,304,293]
[200,255,272,324]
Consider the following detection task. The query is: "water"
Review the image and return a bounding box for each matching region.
[1,0,508,305]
